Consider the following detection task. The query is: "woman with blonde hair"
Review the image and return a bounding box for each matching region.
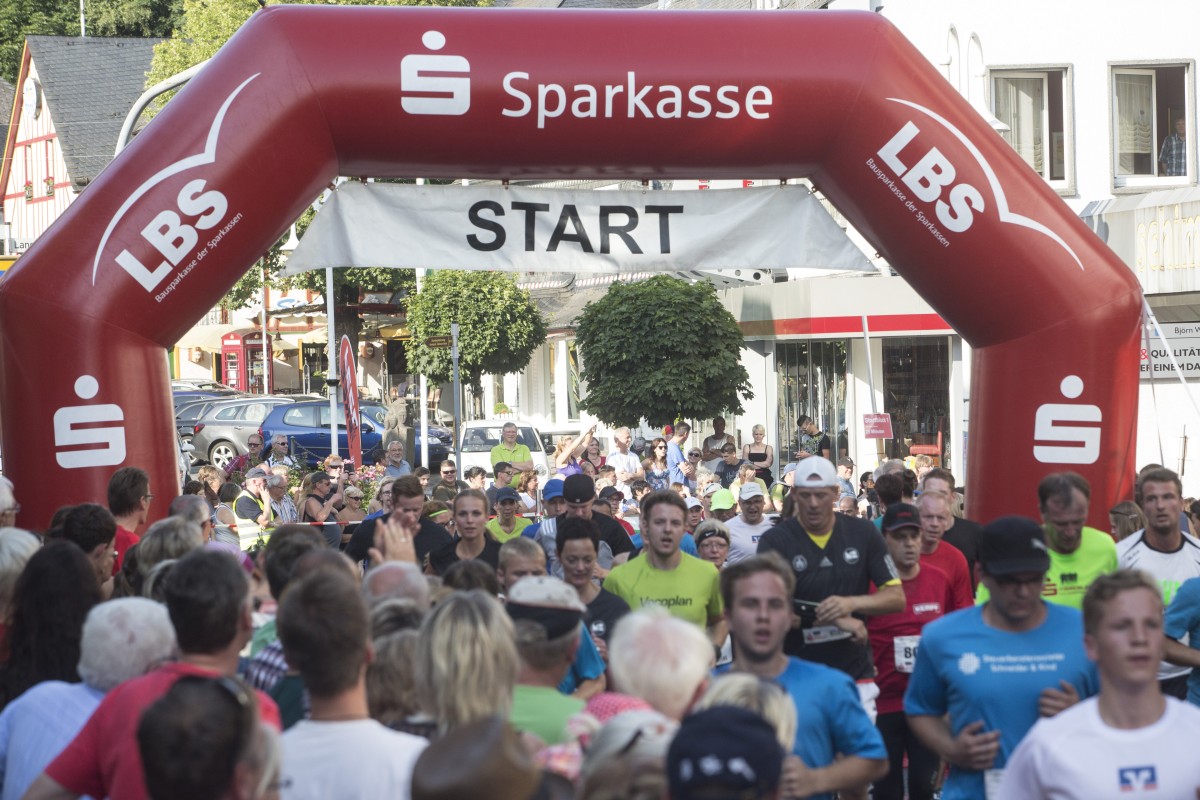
[554,424,596,478]
[1110,500,1147,541]
[694,673,797,750]
[742,424,775,487]
[0,529,40,627]
[416,590,518,735]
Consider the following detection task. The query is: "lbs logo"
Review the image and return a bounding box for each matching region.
[93,74,258,292]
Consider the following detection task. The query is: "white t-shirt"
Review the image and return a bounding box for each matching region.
[281,718,427,800]
[998,696,1200,799]
[725,516,775,565]
[1117,530,1200,679]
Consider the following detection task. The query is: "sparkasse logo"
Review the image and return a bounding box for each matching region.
[400,31,470,116]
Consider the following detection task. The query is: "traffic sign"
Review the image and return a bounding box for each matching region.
[425,335,453,348]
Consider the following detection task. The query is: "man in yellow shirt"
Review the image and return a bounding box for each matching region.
[490,422,534,477]
[976,472,1117,610]
[603,491,725,649]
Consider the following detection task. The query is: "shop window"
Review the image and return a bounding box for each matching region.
[991,68,1070,189]
[776,340,849,463]
[1112,64,1191,186]
[882,337,949,466]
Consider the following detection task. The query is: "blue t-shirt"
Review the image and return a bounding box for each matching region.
[904,603,1098,800]
[717,658,885,800]
[667,441,688,485]
[1164,575,1200,706]
[557,626,605,695]
[630,533,698,556]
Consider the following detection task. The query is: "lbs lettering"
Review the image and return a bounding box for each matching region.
[116,180,228,292]
[876,121,985,234]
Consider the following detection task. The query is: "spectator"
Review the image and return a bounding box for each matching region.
[429,462,468,503]
[579,709,678,800]
[0,480,18,530]
[24,549,280,800]
[168,494,216,544]
[642,437,670,492]
[138,517,205,582]
[362,561,431,611]
[267,474,300,526]
[214,482,241,541]
[367,477,396,517]
[0,529,39,632]
[491,421,535,474]
[506,576,589,745]
[196,465,225,509]
[108,467,151,573]
[416,590,518,736]
[383,441,413,478]
[1159,116,1187,177]
[516,470,539,514]
[714,443,744,489]
[276,568,427,798]
[607,606,713,720]
[743,424,775,486]
[0,542,102,710]
[694,673,796,751]
[1110,500,1146,541]
[60,504,117,597]
[369,598,426,639]
[0,598,175,800]
[666,706,786,800]
[138,675,279,800]
[366,630,422,730]
[412,715,573,800]
[442,559,502,596]
[265,434,295,469]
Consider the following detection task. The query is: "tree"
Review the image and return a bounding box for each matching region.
[404,271,547,391]
[574,275,752,428]
[0,0,180,82]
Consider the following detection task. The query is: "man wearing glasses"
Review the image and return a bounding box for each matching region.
[226,434,265,475]
[107,467,151,573]
[264,434,295,469]
[490,421,535,473]
[905,517,1098,800]
[430,461,468,503]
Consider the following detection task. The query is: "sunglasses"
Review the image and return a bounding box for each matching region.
[688,452,701,457]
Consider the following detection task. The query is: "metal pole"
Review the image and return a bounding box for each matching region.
[260,262,271,395]
[452,322,462,470]
[326,266,339,458]
[861,315,878,414]
[416,180,430,471]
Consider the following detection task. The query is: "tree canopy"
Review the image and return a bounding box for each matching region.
[574,275,752,428]
[404,271,547,391]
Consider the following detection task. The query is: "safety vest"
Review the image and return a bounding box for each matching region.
[234,490,273,549]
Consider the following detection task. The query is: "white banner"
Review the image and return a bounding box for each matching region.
[282,182,871,275]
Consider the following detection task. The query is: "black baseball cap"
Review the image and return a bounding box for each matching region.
[562,474,596,504]
[980,516,1050,576]
[667,707,784,800]
[881,502,919,532]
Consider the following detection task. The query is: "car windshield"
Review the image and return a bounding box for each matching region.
[461,426,539,453]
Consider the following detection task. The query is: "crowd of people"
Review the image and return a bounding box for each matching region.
[0,416,1200,799]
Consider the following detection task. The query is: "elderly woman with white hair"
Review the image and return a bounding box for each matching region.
[0,598,176,800]
[0,529,39,631]
[0,479,18,530]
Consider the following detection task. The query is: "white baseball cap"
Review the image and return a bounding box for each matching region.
[738,483,765,500]
[792,458,839,488]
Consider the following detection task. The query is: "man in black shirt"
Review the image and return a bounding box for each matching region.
[757,457,903,684]
[535,474,635,579]
[345,475,450,568]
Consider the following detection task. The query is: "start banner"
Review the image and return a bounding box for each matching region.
[282,182,871,275]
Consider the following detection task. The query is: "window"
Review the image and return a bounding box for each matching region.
[282,406,317,427]
[215,406,242,420]
[1112,64,1191,186]
[991,68,1070,189]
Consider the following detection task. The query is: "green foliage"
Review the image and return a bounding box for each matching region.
[0,0,77,83]
[574,275,752,428]
[405,271,547,391]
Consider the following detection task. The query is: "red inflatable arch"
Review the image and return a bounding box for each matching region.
[0,7,1141,529]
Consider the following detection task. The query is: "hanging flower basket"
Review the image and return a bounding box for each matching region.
[22,181,32,201]
[44,176,55,197]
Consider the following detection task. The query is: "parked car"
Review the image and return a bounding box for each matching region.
[458,420,552,477]
[171,379,235,392]
[176,399,227,464]
[191,396,298,470]
[260,401,451,469]
[173,389,239,414]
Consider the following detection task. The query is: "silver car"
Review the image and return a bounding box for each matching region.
[191,396,297,469]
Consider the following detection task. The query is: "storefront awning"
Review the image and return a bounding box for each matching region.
[1079,185,1200,294]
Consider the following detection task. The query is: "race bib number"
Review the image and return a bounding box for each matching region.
[802,625,852,645]
[985,768,1005,800]
[893,635,920,673]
